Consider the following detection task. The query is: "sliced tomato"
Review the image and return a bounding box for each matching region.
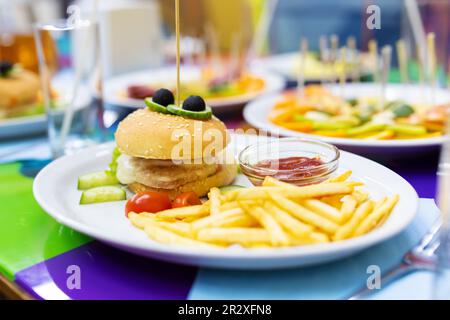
[172,191,202,208]
[125,191,171,217]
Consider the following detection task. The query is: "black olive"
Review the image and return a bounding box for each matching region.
[0,61,13,77]
[183,95,206,112]
[152,88,175,107]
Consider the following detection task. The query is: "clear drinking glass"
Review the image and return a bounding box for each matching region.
[34,15,105,158]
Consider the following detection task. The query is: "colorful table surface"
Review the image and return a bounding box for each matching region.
[0,112,443,300]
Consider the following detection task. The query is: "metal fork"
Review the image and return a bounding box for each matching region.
[347,220,441,300]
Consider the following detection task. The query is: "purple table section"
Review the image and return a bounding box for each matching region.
[15,242,198,300]
[385,155,439,199]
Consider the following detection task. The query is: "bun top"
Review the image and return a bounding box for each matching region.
[115,108,229,160]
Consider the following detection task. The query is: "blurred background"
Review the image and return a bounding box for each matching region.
[1,0,450,146]
[1,0,449,75]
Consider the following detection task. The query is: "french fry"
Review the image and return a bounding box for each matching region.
[302,199,343,224]
[220,201,240,211]
[325,170,352,183]
[226,182,357,201]
[239,201,290,246]
[144,224,221,249]
[130,213,193,237]
[340,195,358,222]
[352,190,369,204]
[308,232,330,243]
[217,214,258,229]
[264,201,313,237]
[156,221,193,238]
[262,176,296,188]
[353,195,399,236]
[156,205,209,220]
[129,212,155,228]
[333,200,374,241]
[269,193,339,234]
[290,232,330,245]
[374,197,387,209]
[320,195,343,208]
[197,228,271,246]
[191,208,250,231]
[209,187,222,215]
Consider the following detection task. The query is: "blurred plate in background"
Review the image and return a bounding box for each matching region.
[103,65,285,112]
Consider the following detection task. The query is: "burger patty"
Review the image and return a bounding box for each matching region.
[117,155,219,189]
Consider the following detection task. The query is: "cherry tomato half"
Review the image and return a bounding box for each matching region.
[172,191,202,208]
[125,191,171,217]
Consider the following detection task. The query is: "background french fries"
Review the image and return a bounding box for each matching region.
[129,171,399,250]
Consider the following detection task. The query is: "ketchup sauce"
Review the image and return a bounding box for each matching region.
[253,156,325,181]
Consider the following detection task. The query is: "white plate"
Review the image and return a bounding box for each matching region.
[33,133,418,269]
[104,65,285,110]
[244,83,450,152]
[0,114,48,139]
[252,52,373,82]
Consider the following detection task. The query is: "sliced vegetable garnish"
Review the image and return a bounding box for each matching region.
[145,98,170,114]
[107,147,121,175]
[391,104,414,118]
[78,171,120,190]
[80,186,126,205]
[167,104,212,120]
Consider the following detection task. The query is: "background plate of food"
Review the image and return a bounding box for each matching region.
[34,122,418,269]
[243,83,450,155]
[103,65,285,111]
[251,52,374,83]
[0,63,91,139]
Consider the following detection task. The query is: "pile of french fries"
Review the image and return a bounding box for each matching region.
[129,171,399,250]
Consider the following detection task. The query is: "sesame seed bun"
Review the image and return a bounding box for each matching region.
[127,163,237,199]
[115,108,229,160]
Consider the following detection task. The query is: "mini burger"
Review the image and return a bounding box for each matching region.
[0,61,41,118]
[114,88,237,199]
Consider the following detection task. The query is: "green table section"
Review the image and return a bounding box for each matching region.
[0,162,91,280]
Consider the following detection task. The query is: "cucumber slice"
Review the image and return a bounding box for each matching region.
[145,98,170,114]
[388,124,427,135]
[391,104,414,118]
[346,123,386,136]
[219,185,245,194]
[78,171,119,190]
[167,104,212,120]
[80,186,126,205]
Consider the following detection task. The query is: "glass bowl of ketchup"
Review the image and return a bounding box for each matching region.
[238,138,340,186]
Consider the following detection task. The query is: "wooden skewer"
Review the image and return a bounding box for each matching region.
[396,39,409,83]
[347,36,358,82]
[380,45,392,109]
[205,23,222,80]
[175,0,181,106]
[297,38,308,101]
[416,42,425,84]
[229,34,240,82]
[416,42,426,104]
[368,39,379,83]
[319,35,329,85]
[339,47,347,96]
[427,32,437,105]
[330,34,339,83]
